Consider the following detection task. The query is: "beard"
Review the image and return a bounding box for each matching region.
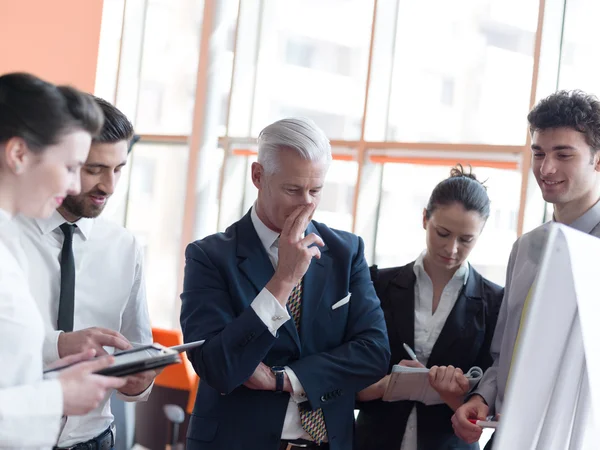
[61,191,107,219]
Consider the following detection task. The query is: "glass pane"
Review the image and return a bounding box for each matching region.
[312,159,357,232]
[558,0,600,92]
[125,143,189,328]
[247,0,374,139]
[374,163,520,285]
[387,0,539,145]
[134,0,204,134]
[218,150,357,232]
[94,0,125,101]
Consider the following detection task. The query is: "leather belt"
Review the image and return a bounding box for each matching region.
[279,439,329,449]
[54,424,115,450]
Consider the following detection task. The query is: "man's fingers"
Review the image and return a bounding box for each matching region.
[72,355,115,374]
[289,204,315,240]
[457,407,483,430]
[94,334,132,351]
[452,406,485,444]
[48,349,97,370]
[452,421,481,445]
[281,205,308,239]
[91,327,129,341]
[300,233,325,248]
[96,374,127,390]
[93,345,109,357]
[308,246,322,260]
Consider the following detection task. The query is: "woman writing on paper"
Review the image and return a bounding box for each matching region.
[355,166,504,450]
[0,73,126,448]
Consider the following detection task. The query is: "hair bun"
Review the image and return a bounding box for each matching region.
[450,163,479,182]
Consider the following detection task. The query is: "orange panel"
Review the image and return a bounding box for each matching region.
[152,328,199,403]
[368,155,518,170]
[0,0,104,92]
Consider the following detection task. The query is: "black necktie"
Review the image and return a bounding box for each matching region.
[57,223,76,332]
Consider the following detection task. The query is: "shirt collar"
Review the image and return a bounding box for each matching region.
[250,204,280,251]
[34,209,95,241]
[564,198,600,234]
[413,250,469,286]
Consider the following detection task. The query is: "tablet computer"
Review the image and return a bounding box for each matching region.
[44,343,181,378]
[43,340,206,378]
[98,344,181,377]
[102,339,206,376]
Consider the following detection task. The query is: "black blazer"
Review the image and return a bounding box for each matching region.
[355,262,503,450]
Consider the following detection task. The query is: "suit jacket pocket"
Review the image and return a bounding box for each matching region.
[187,415,219,442]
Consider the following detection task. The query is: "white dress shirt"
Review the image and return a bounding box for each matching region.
[15,210,153,447]
[0,209,63,449]
[248,205,316,441]
[400,251,469,450]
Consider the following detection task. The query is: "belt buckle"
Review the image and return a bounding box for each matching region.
[286,443,309,449]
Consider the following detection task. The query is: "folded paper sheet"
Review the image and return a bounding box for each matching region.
[382,365,483,404]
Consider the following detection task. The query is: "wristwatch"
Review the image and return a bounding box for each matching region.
[271,366,286,393]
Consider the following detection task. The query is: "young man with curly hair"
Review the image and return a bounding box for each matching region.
[452,90,600,449]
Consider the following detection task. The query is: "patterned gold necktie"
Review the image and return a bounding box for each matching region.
[287,280,328,443]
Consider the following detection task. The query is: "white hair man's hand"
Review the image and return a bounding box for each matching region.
[266,203,324,306]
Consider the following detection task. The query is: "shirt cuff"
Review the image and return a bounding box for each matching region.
[250,288,290,336]
[43,330,63,366]
[284,366,307,403]
[117,380,154,402]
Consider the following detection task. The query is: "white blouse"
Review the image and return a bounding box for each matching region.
[400,251,469,450]
[0,209,62,449]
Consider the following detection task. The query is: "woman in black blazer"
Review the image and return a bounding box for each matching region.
[355,166,504,450]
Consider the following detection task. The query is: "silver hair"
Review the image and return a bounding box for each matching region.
[257,117,332,174]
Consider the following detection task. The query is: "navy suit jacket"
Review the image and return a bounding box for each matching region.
[355,262,503,450]
[180,211,390,450]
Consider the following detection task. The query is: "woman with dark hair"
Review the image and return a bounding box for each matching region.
[355,165,504,450]
[0,72,126,448]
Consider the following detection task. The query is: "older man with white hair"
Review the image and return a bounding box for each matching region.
[180,117,390,450]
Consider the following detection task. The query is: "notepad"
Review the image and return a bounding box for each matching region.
[382,365,483,404]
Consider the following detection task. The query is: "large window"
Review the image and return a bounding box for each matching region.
[96,0,558,330]
[558,0,600,93]
[385,0,538,144]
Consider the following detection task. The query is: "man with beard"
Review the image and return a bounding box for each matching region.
[15,97,155,450]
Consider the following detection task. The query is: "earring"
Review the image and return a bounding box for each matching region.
[14,163,22,174]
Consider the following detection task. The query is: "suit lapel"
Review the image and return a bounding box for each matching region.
[427,265,483,365]
[299,222,330,343]
[237,212,275,293]
[236,212,301,351]
[386,264,417,358]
